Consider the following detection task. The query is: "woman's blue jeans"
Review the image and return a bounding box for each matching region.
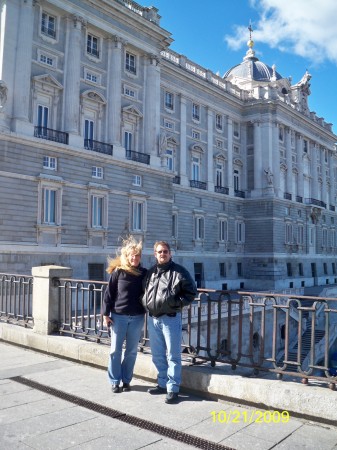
[147,313,182,393]
[108,313,144,385]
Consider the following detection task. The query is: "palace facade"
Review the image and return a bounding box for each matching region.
[1,0,336,290]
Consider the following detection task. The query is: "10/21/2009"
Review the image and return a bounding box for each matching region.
[210,410,290,424]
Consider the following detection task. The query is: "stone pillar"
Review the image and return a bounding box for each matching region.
[32,265,72,335]
[144,54,160,155]
[321,146,327,204]
[329,150,335,207]
[296,134,304,199]
[63,15,84,134]
[253,121,262,193]
[227,117,233,195]
[107,36,122,145]
[285,127,292,196]
[311,142,319,200]
[13,0,34,123]
[272,122,280,196]
[179,95,188,186]
[207,108,214,191]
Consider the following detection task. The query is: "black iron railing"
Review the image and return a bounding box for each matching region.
[172,176,181,184]
[84,139,113,156]
[234,189,245,198]
[34,126,69,144]
[296,195,303,203]
[284,192,292,200]
[305,198,327,208]
[0,273,33,327]
[126,150,150,165]
[190,180,207,190]
[215,186,229,195]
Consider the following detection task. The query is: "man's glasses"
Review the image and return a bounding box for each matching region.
[156,250,169,254]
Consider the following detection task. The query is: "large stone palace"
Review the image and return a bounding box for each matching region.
[0,0,336,290]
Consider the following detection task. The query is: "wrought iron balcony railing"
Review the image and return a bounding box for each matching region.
[305,198,327,208]
[84,139,113,156]
[215,185,229,195]
[234,189,245,198]
[34,126,69,145]
[284,192,292,200]
[125,150,150,165]
[172,176,181,184]
[190,180,207,190]
[296,195,303,203]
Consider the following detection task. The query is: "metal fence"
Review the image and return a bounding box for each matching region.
[0,273,33,327]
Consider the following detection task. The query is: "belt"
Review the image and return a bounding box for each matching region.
[149,312,176,318]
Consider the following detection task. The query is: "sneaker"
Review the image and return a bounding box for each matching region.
[147,385,166,395]
[165,392,179,404]
[111,384,120,393]
[122,383,131,392]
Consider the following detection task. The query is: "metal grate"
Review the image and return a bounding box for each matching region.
[11,376,235,450]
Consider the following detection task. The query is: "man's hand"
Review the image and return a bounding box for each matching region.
[103,315,113,327]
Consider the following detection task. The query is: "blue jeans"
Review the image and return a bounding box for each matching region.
[147,313,182,393]
[108,313,145,385]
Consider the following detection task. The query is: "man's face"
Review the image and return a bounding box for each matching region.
[154,244,171,264]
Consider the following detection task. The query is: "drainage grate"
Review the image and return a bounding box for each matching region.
[11,376,235,450]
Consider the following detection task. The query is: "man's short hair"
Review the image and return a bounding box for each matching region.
[153,240,171,253]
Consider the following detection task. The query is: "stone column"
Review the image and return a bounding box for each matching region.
[329,150,335,208]
[107,36,122,145]
[253,121,262,193]
[13,0,34,123]
[296,134,304,200]
[320,146,327,204]
[179,95,188,186]
[272,122,280,196]
[285,127,292,196]
[310,142,319,200]
[144,54,160,155]
[63,15,84,134]
[207,108,214,191]
[227,117,233,195]
[32,265,72,335]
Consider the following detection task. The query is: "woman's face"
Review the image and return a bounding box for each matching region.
[128,251,141,267]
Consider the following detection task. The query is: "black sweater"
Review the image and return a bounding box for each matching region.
[103,267,147,316]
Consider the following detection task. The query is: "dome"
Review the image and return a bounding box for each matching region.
[223,38,282,83]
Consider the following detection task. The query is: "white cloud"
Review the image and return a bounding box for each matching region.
[225,0,337,65]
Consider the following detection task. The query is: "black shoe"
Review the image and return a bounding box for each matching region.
[165,392,179,404]
[122,383,131,392]
[111,384,120,393]
[147,385,166,395]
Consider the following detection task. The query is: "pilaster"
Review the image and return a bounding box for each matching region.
[107,36,123,145]
[179,95,188,186]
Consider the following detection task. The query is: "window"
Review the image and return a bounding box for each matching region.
[165,91,174,110]
[235,220,245,244]
[233,121,240,138]
[132,175,142,186]
[86,72,98,83]
[124,131,132,151]
[84,119,94,149]
[219,263,226,277]
[216,139,223,149]
[37,105,49,129]
[131,200,144,231]
[165,149,174,171]
[192,156,200,181]
[297,224,304,245]
[87,34,99,58]
[91,195,103,228]
[42,188,56,224]
[124,86,136,98]
[43,156,57,170]
[285,223,293,244]
[279,127,284,142]
[194,216,205,240]
[303,139,308,153]
[192,130,200,140]
[92,166,103,179]
[40,53,54,66]
[234,169,240,191]
[287,263,292,277]
[322,228,328,247]
[215,114,223,130]
[216,163,224,187]
[172,213,178,238]
[125,52,136,74]
[323,262,328,275]
[299,263,304,276]
[164,120,174,130]
[233,145,240,154]
[41,11,56,39]
[192,103,200,121]
[219,219,228,242]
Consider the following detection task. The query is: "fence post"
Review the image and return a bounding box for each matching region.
[32,265,72,335]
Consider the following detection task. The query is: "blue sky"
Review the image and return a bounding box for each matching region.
[149,0,337,136]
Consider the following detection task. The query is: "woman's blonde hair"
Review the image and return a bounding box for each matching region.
[106,236,143,276]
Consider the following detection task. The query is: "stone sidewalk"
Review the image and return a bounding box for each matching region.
[1,342,337,450]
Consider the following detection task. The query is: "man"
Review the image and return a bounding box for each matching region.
[142,241,197,404]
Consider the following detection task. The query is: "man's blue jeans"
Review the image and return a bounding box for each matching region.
[147,313,182,393]
[108,313,144,385]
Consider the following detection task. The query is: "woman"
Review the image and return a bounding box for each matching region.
[103,236,147,393]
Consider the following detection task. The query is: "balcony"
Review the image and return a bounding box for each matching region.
[84,139,113,156]
[34,126,69,145]
[172,176,180,184]
[284,192,292,200]
[305,198,327,209]
[296,195,303,203]
[330,205,336,212]
[126,150,150,165]
[215,185,229,195]
[190,180,207,190]
[234,189,245,198]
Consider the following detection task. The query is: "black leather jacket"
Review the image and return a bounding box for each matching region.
[142,260,197,317]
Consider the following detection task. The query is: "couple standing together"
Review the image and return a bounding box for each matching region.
[103,237,197,404]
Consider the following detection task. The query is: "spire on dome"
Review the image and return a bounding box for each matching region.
[244,21,257,61]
